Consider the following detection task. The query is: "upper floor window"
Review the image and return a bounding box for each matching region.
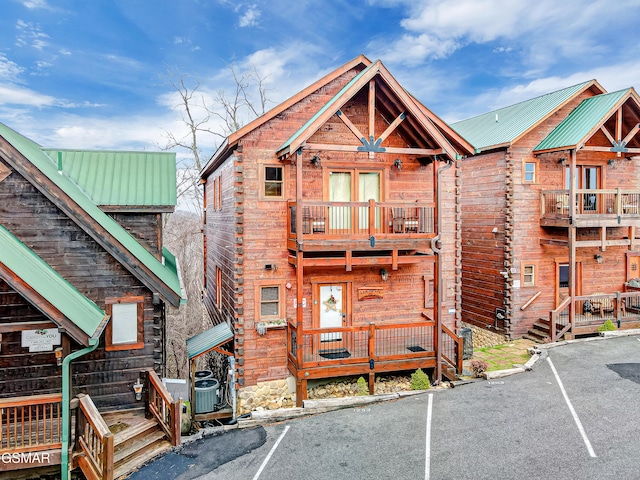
[105,296,144,351]
[522,263,536,286]
[522,159,538,184]
[263,166,284,198]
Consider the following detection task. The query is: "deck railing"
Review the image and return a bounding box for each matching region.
[288,200,435,238]
[288,320,445,367]
[0,393,62,454]
[541,189,640,218]
[75,393,113,480]
[441,324,464,374]
[548,290,640,341]
[143,370,180,447]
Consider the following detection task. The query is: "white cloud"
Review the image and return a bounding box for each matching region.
[22,0,51,9]
[0,54,25,80]
[15,20,50,50]
[239,5,261,27]
[0,82,56,107]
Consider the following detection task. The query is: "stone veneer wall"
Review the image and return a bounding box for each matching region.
[237,378,296,414]
[462,322,507,350]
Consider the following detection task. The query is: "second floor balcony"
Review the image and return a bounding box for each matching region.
[541,189,640,228]
[287,200,436,253]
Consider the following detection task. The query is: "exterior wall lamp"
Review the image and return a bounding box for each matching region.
[558,158,567,166]
[310,155,321,167]
[594,254,603,264]
[133,379,144,401]
[393,158,403,171]
[380,268,389,282]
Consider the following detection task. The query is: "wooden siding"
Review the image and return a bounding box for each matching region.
[0,159,164,409]
[107,212,162,259]
[203,64,460,387]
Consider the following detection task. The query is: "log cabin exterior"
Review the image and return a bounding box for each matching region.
[201,56,473,406]
[453,82,640,341]
[0,123,185,478]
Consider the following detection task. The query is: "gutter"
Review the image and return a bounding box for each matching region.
[431,159,454,384]
[61,337,99,480]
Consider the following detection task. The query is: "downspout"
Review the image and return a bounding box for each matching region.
[61,337,99,480]
[430,158,454,384]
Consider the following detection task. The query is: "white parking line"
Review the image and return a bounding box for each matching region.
[425,393,433,480]
[252,425,290,480]
[547,358,597,458]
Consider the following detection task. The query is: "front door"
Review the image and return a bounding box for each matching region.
[318,283,347,347]
[556,261,582,308]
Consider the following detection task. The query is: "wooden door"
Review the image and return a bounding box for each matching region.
[318,283,348,350]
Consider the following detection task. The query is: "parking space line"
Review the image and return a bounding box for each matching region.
[547,357,597,458]
[252,425,290,480]
[425,393,433,480]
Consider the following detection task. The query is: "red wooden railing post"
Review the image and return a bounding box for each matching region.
[368,323,375,359]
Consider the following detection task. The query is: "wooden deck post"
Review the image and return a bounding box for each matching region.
[296,378,307,407]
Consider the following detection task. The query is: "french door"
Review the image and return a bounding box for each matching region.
[328,170,381,232]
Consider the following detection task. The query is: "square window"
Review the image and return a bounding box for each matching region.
[523,265,535,286]
[105,296,144,351]
[264,166,283,197]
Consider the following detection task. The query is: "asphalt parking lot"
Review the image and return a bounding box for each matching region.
[131,334,640,480]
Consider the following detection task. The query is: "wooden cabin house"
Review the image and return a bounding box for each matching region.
[453,81,640,342]
[201,55,474,407]
[0,123,185,479]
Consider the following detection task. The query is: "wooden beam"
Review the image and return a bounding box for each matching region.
[377,112,406,145]
[369,79,375,140]
[623,123,640,145]
[600,124,616,146]
[0,320,57,333]
[336,110,366,143]
[617,106,623,157]
[539,238,569,246]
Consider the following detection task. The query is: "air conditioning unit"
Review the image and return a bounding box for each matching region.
[194,378,219,414]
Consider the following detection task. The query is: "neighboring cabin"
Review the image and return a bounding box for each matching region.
[0,123,185,478]
[453,81,640,341]
[201,55,474,408]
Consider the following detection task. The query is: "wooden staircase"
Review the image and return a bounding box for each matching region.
[523,320,551,343]
[103,410,173,479]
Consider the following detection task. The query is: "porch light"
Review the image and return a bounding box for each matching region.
[380,268,389,282]
[133,379,144,401]
[393,158,403,171]
[310,155,321,167]
[558,158,567,166]
[594,254,603,264]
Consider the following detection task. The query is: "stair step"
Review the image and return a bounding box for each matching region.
[113,418,159,448]
[523,333,546,344]
[115,428,168,467]
[113,439,172,479]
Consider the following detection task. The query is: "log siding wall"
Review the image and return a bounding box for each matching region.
[0,159,164,409]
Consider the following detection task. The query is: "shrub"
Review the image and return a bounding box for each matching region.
[598,319,616,332]
[470,359,489,377]
[410,368,431,390]
[356,376,369,396]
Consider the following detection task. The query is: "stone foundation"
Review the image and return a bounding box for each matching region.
[237,378,296,414]
[462,322,507,350]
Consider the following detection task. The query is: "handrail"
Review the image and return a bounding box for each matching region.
[143,370,181,447]
[0,393,62,453]
[75,394,113,480]
[549,296,572,342]
[441,324,463,374]
[520,291,542,310]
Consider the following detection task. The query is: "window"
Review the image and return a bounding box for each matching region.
[260,286,280,318]
[105,296,144,351]
[254,281,286,321]
[522,159,538,183]
[263,166,283,198]
[523,264,536,286]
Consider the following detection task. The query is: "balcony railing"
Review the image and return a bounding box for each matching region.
[548,290,640,341]
[288,200,435,239]
[541,189,640,226]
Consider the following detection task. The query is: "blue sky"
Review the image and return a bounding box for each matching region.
[2,0,640,159]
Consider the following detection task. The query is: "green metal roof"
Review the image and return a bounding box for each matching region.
[0,223,108,340]
[187,322,233,360]
[451,81,596,151]
[0,122,185,306]
[42,149,177,207]
[534,89,630,153]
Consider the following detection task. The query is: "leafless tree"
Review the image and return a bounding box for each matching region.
[161,63,271,378]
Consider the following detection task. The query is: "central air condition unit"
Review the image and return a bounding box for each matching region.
[194,378,220,414]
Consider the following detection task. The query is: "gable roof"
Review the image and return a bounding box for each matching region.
[534,88,640,153]
[201,55,372,177]
[0,223,108,346]
[0,122,186,307]
[276,60,473,160]
[451,80,606,152]
[42,149,177,210]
